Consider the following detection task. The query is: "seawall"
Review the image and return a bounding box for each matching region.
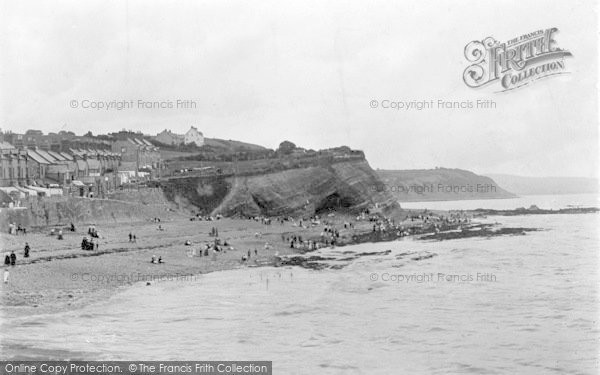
[0,194,181,229]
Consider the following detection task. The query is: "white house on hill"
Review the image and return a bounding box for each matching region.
[184,126,204,146]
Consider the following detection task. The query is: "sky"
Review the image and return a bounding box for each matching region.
[1,0,598,178]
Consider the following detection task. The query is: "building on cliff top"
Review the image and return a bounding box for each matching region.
[155,129,185,146]
[184,126,204,146]
[154,127,204,147]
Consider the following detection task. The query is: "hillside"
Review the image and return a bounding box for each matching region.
[486,174,599,196]
[377,168,516,202]
[204,138,268,152]
[155,137,269,161]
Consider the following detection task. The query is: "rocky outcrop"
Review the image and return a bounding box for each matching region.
[153,159,397,216]
[210,160,398,216]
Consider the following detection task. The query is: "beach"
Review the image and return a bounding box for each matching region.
[2,196,595,318]
[1,211,433,316]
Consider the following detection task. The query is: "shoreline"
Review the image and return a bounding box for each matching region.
[1,207,597,318]
[1,213,398,317]
[0,209,462,316]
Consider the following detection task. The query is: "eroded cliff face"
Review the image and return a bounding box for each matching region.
[209,160,399,216]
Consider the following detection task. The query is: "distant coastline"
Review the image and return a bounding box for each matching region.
[377,168,516,202]
[486,174,599,196]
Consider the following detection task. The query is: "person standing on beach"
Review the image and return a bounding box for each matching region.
[24,243,30,258]
[128,232,132,242]
[4,254,10,266]
[3,268,8,283]
[10,251,16,266]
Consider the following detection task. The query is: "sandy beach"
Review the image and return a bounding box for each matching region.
[1,211,427,316]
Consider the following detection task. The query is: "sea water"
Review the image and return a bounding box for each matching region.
[1,195,598,374]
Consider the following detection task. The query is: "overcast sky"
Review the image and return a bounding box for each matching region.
[1,0,597,177]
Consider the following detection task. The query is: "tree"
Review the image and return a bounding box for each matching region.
[277,141,296,155]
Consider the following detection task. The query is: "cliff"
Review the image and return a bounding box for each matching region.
[159,160,399,216]
[376,168,516,202]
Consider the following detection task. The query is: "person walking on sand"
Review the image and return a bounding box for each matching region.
[3,268,8,283]
[133,234,137,243]
[4,254,10,266]
[128,232,132,242]
[10,251,16,266]
[24,243,30,258]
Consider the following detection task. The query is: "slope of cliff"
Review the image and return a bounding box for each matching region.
[157,160,398,217]
[213,160,398,216]
[377,168,516,201]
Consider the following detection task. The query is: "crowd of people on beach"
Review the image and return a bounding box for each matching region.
[0,206,475,286]
[189,213,223,221]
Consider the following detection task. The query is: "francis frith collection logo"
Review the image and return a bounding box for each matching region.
[463,28,572,92]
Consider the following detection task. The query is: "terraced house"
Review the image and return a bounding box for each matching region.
[111,137,161,172]
[0,142,28,187]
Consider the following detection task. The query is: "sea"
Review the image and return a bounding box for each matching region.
[1,194,598,374]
